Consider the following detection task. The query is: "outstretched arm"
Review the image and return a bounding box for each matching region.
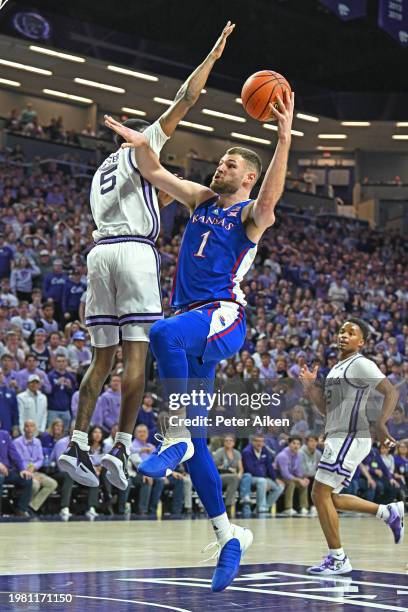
[246,91,294,241]
[104,115,215,210]
[158,21,235,137]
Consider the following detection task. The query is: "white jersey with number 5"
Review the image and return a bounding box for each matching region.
[90,120,168,242]
[324,353,385,438]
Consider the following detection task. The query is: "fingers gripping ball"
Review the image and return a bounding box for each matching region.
[241,70,292,122]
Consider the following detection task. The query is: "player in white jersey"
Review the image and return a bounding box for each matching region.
[58,22,235,491]
[300,317,404,575]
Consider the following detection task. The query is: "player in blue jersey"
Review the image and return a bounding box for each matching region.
[104,89,294,592]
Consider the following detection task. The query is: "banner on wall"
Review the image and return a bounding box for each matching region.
[320,0,367,21]
[378,0,408,46]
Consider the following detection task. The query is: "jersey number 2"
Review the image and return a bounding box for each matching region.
[100,165,118,195]
[194,230,211,258]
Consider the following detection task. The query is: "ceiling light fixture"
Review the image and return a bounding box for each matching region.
[392,135,408,140]
[179,120,214,132]
[43,89,93,103]
[107,65,158,82]
[74,77,125,93]
[316,146,344,151]
[153,97,172,105]
[202,108,246,122]
[231,132,271,145]
[0,77,21,87]
[0,59,52,75]
[341,121,371,126]
[263,124,304,136]
[30,46,85,63]
[296,112,319,122]
[121,107,147,116]
[318,134,347,139]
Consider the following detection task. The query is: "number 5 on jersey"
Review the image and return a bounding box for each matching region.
[100,164,118,195]
[194,230,211,258]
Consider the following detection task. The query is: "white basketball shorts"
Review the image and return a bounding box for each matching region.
[315,435,372,494]
[85,236,163,347]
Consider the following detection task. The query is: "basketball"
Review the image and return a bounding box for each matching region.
[241,70,292,122]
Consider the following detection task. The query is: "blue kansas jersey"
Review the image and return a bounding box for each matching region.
[171,196,257,309]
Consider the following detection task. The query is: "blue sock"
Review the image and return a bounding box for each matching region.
[186,437,226,518]
[149,316,226,518]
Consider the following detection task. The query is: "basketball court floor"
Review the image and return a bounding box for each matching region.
[0,516,407,611]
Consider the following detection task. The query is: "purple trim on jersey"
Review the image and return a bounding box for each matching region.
[338,434,355,463]
[343,355,369,390]
[318,433,356,476]
[86,314,119,321]
[118,313,163,325]
[127,148,159,241]
[86,318,119,327]
[94,235,156,248]
[151,246,163,312]
[348,388,364,434]
[140,174,158,241]
[317,462,351,477]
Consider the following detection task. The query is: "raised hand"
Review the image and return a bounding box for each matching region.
[299,364,319,388]
[269,89,295,144]
[209,21,236,61]
[104,114,148,148]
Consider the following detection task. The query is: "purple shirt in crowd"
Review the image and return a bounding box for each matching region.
[0,429,24,471]
[275,446,304,480]
[50,435,70,464]
[15,368,51,394]
[71,391,79,419]
[130,438,155,463]
[13,435,44,470]
[93,389,120,433]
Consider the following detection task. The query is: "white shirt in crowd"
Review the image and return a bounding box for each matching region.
[17,388,48,433]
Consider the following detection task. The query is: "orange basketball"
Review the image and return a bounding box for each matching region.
[241,70,292,122]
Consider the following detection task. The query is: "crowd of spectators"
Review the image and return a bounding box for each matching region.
[4,103,101,148]
[0,136,407,521]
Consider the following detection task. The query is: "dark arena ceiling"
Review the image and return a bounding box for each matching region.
[3,0,408,120]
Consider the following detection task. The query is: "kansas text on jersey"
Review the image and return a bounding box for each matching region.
[171,197,257,309]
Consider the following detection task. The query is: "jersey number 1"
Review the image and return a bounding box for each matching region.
[194,230,211,258]
[100,164,118,195]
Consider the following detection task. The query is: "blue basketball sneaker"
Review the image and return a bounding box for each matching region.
[138,433,194,478]
[201,524,253,592]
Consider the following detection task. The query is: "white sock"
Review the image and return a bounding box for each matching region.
[210,512,233,545]
[114,432,132,453]
[376,504,390,522]
[72,430,90,451]
[329,547,345,559]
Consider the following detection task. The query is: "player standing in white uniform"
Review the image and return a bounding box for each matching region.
[58,22,235,490]
[300,317,404,575]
